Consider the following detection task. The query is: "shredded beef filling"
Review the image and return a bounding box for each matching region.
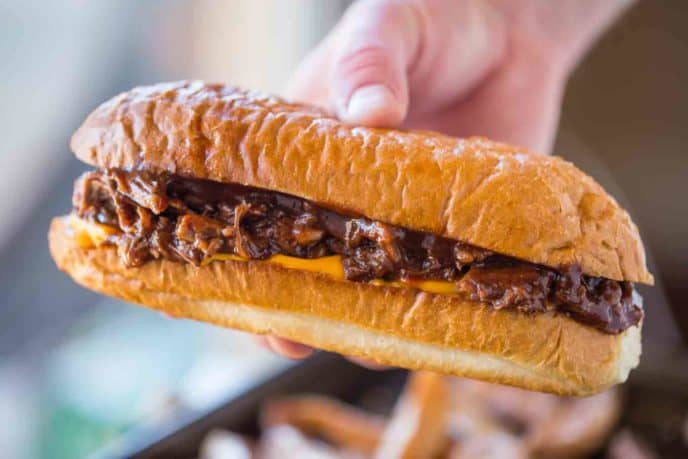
[72,169,643,334]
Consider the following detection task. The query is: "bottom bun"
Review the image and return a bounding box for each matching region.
[49,217,640,395]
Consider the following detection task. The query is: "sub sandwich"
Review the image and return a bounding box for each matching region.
[49,81,652,395]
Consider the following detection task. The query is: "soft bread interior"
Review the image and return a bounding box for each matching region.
[49,217,641,395]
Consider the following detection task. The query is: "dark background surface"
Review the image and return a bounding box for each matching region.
[119,355,688,459]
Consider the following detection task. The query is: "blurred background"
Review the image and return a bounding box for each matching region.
[0,1,686,458]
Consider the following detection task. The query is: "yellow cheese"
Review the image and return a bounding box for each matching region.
[370,278,458,295]
[411,279,459,294]
[203,253,245,264]
[69,216,458,295]
[268,254,346,279]
[214,254,457,294]
[206,253,345,278]
[211,253,345,278]
[68,215,119,248]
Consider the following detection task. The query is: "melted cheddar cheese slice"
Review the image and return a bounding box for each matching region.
[68,216,458,295]
[68,215,119,247]
[209,253,346,279]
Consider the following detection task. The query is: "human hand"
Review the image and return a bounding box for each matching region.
[259,0,633,360]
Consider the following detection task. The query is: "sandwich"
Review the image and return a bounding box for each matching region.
[49,81,652,395]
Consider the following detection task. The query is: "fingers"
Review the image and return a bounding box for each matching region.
[254,335,314,359]
[408,32,566,154]
[330,0,423,126]
[286,0,423,127]
[346,356,391,371]
[284,39,332,109]
[253,335,389,370]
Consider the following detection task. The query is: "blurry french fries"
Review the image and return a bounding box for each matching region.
[374,371,450,459]
[261,395,385,455]
[200,372,621,459]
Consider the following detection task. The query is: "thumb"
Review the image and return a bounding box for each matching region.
[328,1,422,127]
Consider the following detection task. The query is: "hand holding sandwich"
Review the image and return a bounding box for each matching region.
[262,0,635,359]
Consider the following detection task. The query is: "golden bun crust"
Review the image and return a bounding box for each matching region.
[70,81,651,283]
[50,217,640,395]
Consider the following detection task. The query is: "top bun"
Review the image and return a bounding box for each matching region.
[70,81,652,283]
